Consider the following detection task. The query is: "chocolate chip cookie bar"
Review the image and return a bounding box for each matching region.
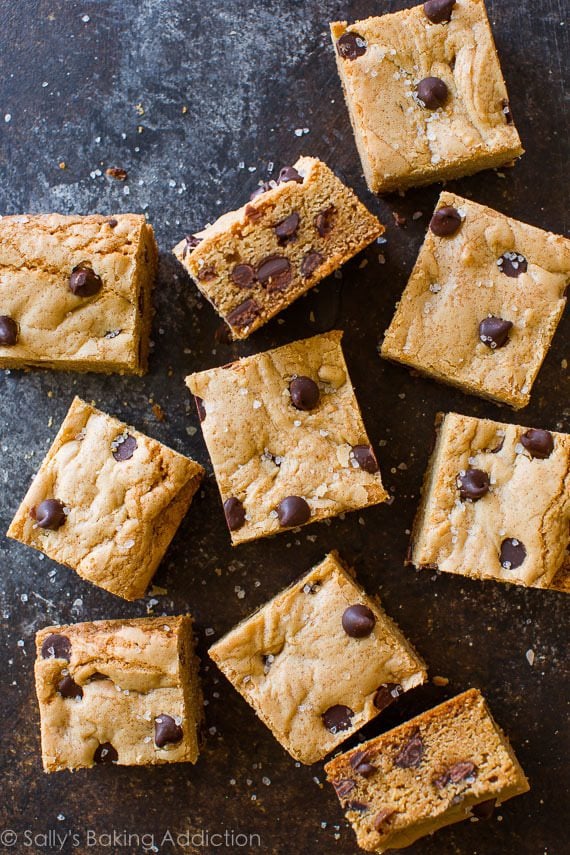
[325,688,529,853]
[209,552,426,764]
[410,412,570,591]
[330,0,524,193]
[7,397,204,600]
[186,331,388,543]
[0,213,158,374]
[35,616,202,772]
[173,157,383,339]
[381,192,570,408]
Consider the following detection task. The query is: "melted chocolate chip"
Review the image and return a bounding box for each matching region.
[69,265,103,297]
[333,778,356,799]
[417,77,448,109]
[274,212,300,243]
[315,206,336,237]
[423,0,456,23]
[429,206,462,237]
[0,315,19,346]
[350,749,376,778]
[57,674,83,699]
[471,798,497,820]
[497,252,528,277]
[224,497,246,531]
[322,704,354,734]
[226,298,261,329]
[479,316,513,349]
[35,499,66,530]
[434,760,477,789]
[521,428,554,459]
[155,714,183,747]
[300,251,323,278]
[342,604,376,638]
[41,633,71,661]
[197,265,217,282]
[276,496,311,528]
[373,683,402,711]
[394,731,424,768]
[336,32,367,60]
[195,396,206,422]
[112,433,137,461]
[458,468,490,501]
[231,264,255,288]
[289,376,320,410]
[351,445,379,473]
[256,256,292,291]
[94,742,118,764]
[277,166,303,185]
[373,808,396,831]
[500,538,527,570]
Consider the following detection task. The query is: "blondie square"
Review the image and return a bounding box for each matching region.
[35,616,202,772]
[381,192,570,408]
[410,412,570,590]
[331,0,523,194]
[0,213,157,374]
[325,688,529,853]
[209,552,426,764]
[173,157,383,339]
[7,397,204,600]
[186,331,388,544]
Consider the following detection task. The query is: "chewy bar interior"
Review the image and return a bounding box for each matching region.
[381,192,570,408]
[330,0,524,193]
[7,397,204,600]
[325,688,529,853]
[410,412,570,591]
[35,616,202,772]
[186,331,388,544]
[173,156,384,339]
[0,213,158,374]
[209,552,426,764]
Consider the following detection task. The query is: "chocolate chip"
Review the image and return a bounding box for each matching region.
[277,166,303,185]
[197,265,216,281]
[479,316,513,349]
[394,731,424,768]
[245,203,264,221]
[274,212,300,243]
[333,779,356,799]
[35,499,66,530]
[346,801,369,813]
[57,674,83,699]
[41,633,71,661]
[0,315,19,346]
[182,234,201,258]
[336,32,367,60]
[94,742,118,764]
[351,445,379,473]
[322,705,354,734]
[69,265,102,297]
[301,251,323,278]
[429,206,462,237]
[417,77,448,109]
[373,808,396,831]
[231,264,255,288]
[373,683,402,712]
[342,604,376,638]
[497,252,528,277]
[500,538,527,570]
[458,468,490,501]
[521,428,554,459]
[350,750,376,778]
[276,496,311,528]
[501,98,513,124]
[289,376,320,410]
[195,396,206,422]
[256,255,292,291]
[226,298,261,329]
[471,798,497,820]
[423,0,456,23]
[434,760,477,789]
[106,218,118,228]
[155,714,183,747]
[250,182,271,200]
[315,206,336,237]
[224,497,246,531]
[112,433,137,461]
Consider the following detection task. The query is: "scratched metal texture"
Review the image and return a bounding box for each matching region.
[0,1,568,854]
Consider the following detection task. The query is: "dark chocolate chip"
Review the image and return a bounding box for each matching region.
[0,315,19,346]
[333,778,356,799]
[501,98,513,124]
[350,750,376,778]
[423,0,456,23]
[197,265,217,281]
[226,298,261,329]
[521,428,554,459]
[69,265,102,297]
[94,742,118,764]
[497,252,528,278]
[342,604,376,638]
[106,218,118,228]
[429,206,462,237]
[500,538,527,570]
[112,433,137,461]
[277,166,303,185]
[489,436,505,454]
[231,264,255,288]
[195,396,206,422]
[289,376,320,410]
[256,255,292,291]
[373,683,402,711]
[434,760,477,789]
[315,206,336,237]
[471,798,497,820]
[322,704,354,734]
[373,808,396,831]
[35,499,66,530]
[182,234,202,257]
[394,731,424,768]
[479,316,513,349]
[250,182,271,200]
[274,211,300,243]
[346,801,369,813]
[351,445,379,473]
[417,77,448,109]
[276,496,311,528]
[458,468,490,501]
[57,674,83,699]
[336,32,367,60]
[155,714,183,747]
[41,633,71,661]
[301,251,323,278]
[224,497,246,531]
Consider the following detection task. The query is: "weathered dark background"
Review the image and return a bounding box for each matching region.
[0,1,568,853]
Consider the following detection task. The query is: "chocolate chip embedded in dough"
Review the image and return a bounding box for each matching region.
[423,0,456,23]
[457,468,490,501]
[336,32,367,60]
[154,714,183,748]
[322,704,354,734]
[417,77,448,109]
[0,315,19,346]
[500,538,526,570]
[520,429,554,459]
[479,316,513,349]
[94,742,118,764]
[276,496,311,528]
[289,376,320,411]
[41,634,71,661]
[394,731,424,768]
[497,252,528,277]
[69,265,102,297]
[342,604,376,638]
[429,206,462,236]
[223,497,246,532]
[35,499,67,530]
